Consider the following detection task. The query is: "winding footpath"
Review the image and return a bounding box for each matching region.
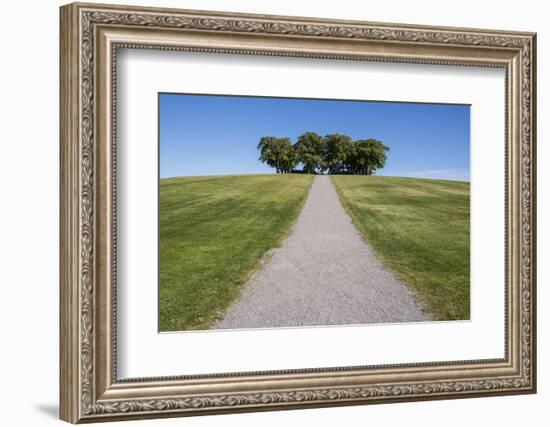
[216,175,430,329]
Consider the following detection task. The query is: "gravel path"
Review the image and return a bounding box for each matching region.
[216,175,430,329]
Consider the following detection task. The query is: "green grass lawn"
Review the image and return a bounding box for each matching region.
[331,175,470,321]
[159,174,314,331]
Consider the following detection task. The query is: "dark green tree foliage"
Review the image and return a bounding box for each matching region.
[294,132,325,174]
[348,139,390,175]
[257,136,298,173]
[323,134,354,174]
[258,133,389,175]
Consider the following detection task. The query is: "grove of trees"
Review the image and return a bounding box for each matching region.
[258,132,389,175]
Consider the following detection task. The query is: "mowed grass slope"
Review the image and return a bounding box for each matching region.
[331,176,470,321]
[160,174,314,331]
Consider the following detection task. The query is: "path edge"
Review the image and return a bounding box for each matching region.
[211,174,316,325]
[329,175,434,320]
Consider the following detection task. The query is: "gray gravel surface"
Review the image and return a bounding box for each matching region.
[216,175,430,329]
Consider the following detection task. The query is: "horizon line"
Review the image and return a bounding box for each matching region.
[160,172,470,183]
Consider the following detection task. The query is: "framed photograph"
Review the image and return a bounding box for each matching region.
[60,2,537,423]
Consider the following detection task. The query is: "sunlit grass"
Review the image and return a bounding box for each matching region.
[331,175,470,320]
[159,174,314,331]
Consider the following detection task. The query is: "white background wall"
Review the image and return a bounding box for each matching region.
[0,0,546,426]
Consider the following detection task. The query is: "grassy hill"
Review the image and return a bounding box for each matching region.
[159,174,314,331]
[331,175,470,321]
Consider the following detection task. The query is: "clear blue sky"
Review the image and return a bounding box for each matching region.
[159,93,470,181]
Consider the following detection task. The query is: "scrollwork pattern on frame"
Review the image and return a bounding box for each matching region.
[86,377,530,415]
[78,8,534,417]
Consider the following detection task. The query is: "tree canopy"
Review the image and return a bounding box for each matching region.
[257,136,297,174]
[294,132,325,174]
[258,132,389,175]
[324,134,354,175]
[348,139,390,175]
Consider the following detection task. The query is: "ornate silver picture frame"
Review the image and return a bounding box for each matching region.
[60,2,536,423]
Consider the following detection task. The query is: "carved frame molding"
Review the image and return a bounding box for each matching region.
[60,2,536,423]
